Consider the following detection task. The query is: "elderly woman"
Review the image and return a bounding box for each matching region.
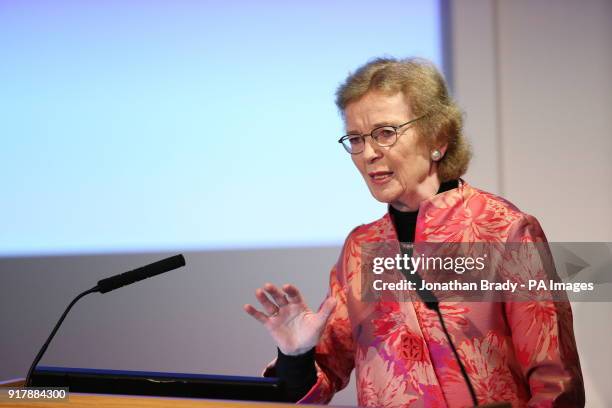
[244,58,584,407]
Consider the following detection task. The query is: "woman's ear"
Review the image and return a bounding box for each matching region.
[438,144,448,157]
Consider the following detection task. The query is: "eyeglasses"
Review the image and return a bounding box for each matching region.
[337,115,426,154]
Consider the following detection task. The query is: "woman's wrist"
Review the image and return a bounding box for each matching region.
[278,346,315,358]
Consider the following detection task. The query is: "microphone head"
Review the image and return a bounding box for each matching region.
[97,254,186,294]
[149,254,186,275]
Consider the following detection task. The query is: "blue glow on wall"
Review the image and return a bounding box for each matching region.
[0,1,443,255]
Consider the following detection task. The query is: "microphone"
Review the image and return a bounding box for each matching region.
[25,254,186,386]
[96,254,186,293]
[399,244,479,407]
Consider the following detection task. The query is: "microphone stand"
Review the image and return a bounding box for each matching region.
[426,300,479,406]
[25,286,99,386]
[24,254,186,387]
[399,243,481,406]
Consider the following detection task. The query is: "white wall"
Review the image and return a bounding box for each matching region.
[450,0,612,406]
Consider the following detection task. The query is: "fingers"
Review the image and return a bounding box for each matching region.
[264,283,289,307]
[243,304,268,324]
[282,284,304,304]
[317,297,337,323]
[246,283,304,325]
[255,286,280,315]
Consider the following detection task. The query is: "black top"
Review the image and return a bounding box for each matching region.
[275,348,318,401]
[276,179,460,401]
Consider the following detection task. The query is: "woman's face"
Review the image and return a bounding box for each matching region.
[344,91,438,211]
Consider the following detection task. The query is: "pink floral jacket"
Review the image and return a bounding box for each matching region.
[275,182,584,407]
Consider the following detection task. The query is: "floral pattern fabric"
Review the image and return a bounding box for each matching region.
[267,181,584,407]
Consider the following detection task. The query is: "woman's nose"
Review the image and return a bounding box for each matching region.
[362,136,381,162]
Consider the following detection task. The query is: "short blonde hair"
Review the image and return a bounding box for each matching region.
[335,57,471,182]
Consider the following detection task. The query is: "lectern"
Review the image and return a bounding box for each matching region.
[29,366,283,401]
[0,368,298,408]
[1,367,511,407]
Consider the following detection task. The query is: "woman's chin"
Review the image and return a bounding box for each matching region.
[368,187,400,205]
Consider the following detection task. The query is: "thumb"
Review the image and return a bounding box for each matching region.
[317,296,337,323]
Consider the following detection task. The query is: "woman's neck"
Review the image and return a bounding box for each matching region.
[390,178,459,213]
[390,173,441,212]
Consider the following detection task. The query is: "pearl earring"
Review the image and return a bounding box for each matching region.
[431,149,442,161]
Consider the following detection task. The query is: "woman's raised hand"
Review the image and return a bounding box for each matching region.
[243,283,336,356]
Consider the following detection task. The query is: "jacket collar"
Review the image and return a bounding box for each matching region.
[381,179,469,242]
